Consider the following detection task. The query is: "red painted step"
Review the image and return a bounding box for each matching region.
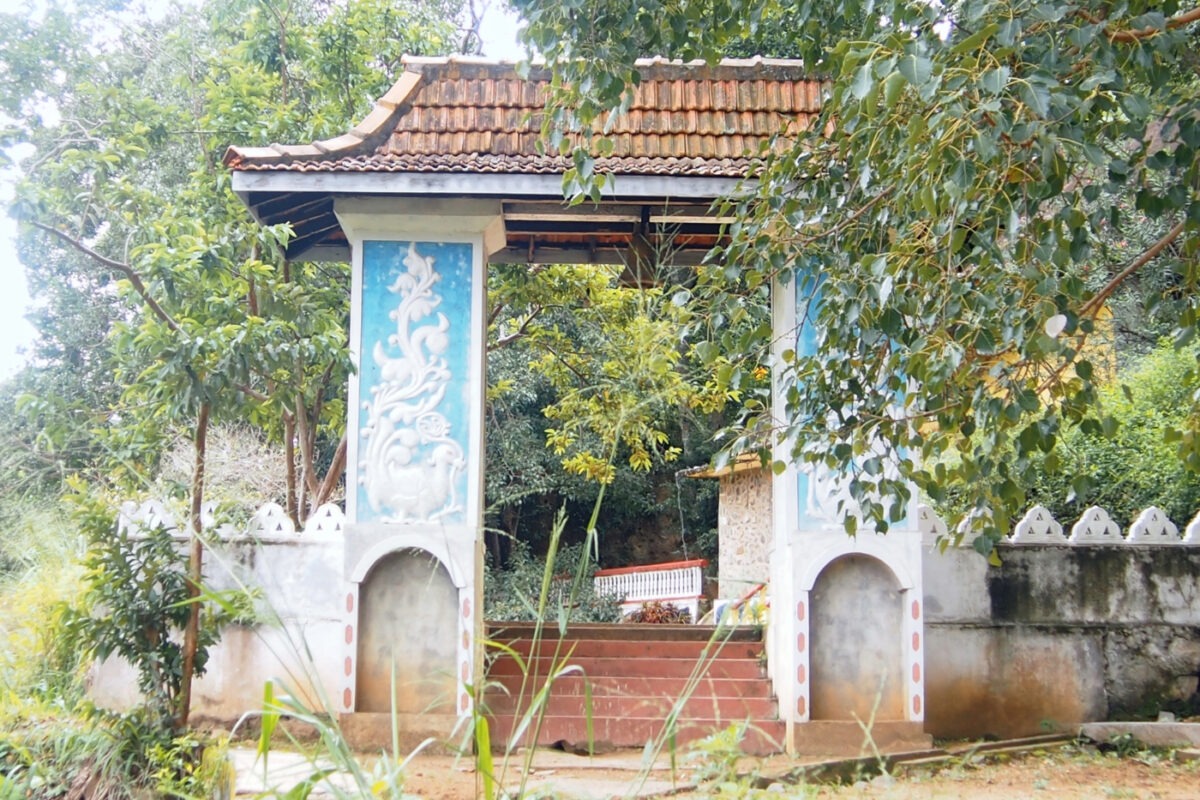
[481,691,777,719]
[484,622,782,755]
[487,655,765,680]
[490,637,764,661]
[484,673,775,700]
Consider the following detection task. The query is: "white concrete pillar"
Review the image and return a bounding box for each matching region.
[334,198,504,719]
[770,272,802,748]
[770,271,926,748]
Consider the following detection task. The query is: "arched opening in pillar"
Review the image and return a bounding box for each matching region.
[809,554,904,721]
[356,548,458,714]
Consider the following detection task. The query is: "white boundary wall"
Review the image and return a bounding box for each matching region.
[90,501,347,722]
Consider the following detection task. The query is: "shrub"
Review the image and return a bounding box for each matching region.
[626,600,692,624]
[484,539,623,623]
[0,503,87,712]
[1026,341,1200,525]
[0,496,245,798]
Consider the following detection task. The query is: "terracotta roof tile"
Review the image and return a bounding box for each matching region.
[224,56,824,178]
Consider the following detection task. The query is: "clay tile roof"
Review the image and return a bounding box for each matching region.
[224,55,824,178]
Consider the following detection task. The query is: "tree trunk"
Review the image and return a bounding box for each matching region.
[177,401,210,729]
[284,415,299,527]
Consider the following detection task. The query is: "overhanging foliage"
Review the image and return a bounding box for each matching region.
[516,0,1200,550]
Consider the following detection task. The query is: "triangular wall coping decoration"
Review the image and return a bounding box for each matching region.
[1011,505,1066,544]
[1128,506,1182,545]
[917,504,1200,548]
[117,500,345,541]
[1069,506,1124,544]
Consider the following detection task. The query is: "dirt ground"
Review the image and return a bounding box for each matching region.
[397,744,1200,799]
[786,748,1200,800]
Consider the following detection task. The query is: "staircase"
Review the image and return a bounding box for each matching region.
[483,622,785,755]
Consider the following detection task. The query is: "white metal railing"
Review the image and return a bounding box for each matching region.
[593,558,708,621]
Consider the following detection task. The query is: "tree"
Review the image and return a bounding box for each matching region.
[515,0,1200,550]
[1,0,464,725]
[485,259,730,566]
[1021,340,1200,525]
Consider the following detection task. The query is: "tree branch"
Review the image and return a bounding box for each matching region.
[294,394,321,498]
[313,434,347,509]
[29,220,182,334]
[494,306,544,349]
[1080,219,1188,317]
[284,415,299,527]
[777,189,893,247]
[1106,7,1200,43]
[177,400,210,730]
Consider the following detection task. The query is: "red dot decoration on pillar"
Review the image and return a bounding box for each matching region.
[343,688,352,709]
[461,662,469,682]
[912,663,921,683]
[797,664,806,684]
[344,625,353,645]
[913,695,922,715]
[345,593,354,613]
[462,598,471,619]
[796,633,806,652]
[911,599,920,620]
[912,632,920,652]
[796,601,806,621]
[460,693,470,712]
[343,657,352,677]
[462,631,469,650]
[796,696,806,716]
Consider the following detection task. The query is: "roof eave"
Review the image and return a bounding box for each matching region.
[231,169,750,202]
[222,70,424,169]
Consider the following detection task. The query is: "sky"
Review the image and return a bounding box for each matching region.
[0,1,524,381]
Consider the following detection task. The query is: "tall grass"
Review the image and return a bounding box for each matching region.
[0,501,87,713]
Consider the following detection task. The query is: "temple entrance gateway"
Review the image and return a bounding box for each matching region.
[225,55,928,753]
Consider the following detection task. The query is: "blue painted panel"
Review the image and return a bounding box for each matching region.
[357,240,474,524]
[793,276,821,527]
[790,276,909,530]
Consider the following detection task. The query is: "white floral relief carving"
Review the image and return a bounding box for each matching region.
[803,463,859,527]
[360,242,466,523]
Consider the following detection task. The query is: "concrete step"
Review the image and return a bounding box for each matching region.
[487,622,763,644]
[483,673,776,699]
[481,690,777,719]
[484,622,782,755]
[487,654,766,680]
[788,721,934,759]
[483,712,786,756]
[489,636,764,661]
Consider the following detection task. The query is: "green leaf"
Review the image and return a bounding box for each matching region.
[978,66,1010,95]
[950,22,1000,54]
[475,716,496,799]
[851,64,873,100]
[883,71,906,107]
[1018,82,1050,117]
[898,55,932,87]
